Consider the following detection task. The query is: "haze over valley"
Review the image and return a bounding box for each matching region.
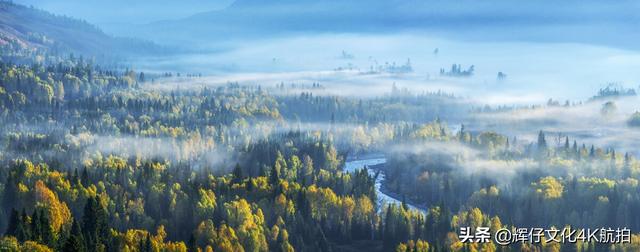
[2,1,640,251]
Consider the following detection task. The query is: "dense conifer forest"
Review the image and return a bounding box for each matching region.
[3,1,640,251]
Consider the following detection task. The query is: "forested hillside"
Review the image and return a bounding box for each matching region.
[0,1,162,64]
[2,52,640,252]
[2,1,640,252]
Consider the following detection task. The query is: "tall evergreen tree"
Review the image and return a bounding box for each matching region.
[16,209,31,242]
[232,163,243,184]
[536,130,548,159]
[142,233,152,252]
[62,219,86,252]
[2,176,17,215]
[31,209,42,243]
[82,196,109,250]
[537,130,547,150]
[5,208,20,237]
[270,165,280,186]
[40,209,54,247]
[187,233,197,252]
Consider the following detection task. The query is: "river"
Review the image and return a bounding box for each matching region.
[344,156,426,214]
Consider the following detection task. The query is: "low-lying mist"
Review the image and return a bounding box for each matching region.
[469,96,640,155]
[134,33,640,105]
[389,141,540,186]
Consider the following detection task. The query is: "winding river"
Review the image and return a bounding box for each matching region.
[344,156,426,214]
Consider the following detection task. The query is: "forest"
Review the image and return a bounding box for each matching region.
[2,49,640,252]
[3,0,640,252]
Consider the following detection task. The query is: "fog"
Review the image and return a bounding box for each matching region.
[390,141,539,186]
[16,0,640,106]
[135,33,640,106]
[64,133,237,173]
[469,96,640,154]
[13,0,640,167]
[131,30,640,153]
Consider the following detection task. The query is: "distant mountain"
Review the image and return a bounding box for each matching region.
[137,0,640,50]
[0,1,164,63]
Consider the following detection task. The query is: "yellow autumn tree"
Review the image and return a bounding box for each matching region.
[224,199,268,252]
[196,188,217,218]
[34,180,71,233]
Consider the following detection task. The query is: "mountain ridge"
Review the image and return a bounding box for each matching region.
[135,0,640,50]
[0,1,164,63]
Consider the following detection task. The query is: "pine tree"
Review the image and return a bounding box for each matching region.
[31,209,43,242]
[81,168,89,187]
[2,176,17,214]
[625,152,631,165]
[187,233,197,252]
[5,208,20,237]
[270,165,280,186]
[82,196,109,250]
[143,233,152,252]
[611,149,617,162]
[537,131,547,150]
[71,168,80,186]
[139,72,145,82]
[40,209,54,247]
[232,163,243,184]
[401,195,409,211]
[62,219,86,252]
[623,153,632,178]
[16,209,31,241]
[536,131,547,159]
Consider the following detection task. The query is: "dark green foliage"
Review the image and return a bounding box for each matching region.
[2,51,640,252]
[232,163,243,184]
[4,209,20,238]
[62,219,85,252]
[82,196,108,251]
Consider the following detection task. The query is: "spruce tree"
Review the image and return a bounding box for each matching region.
[2,176,17,214]
[62,219,85,252]
[537,131,547,150]
[82,196,109,250]
[5,208,20,237]
[31,209,42,243]
[40,210,54,247]
[270,165,280,186]
[232,163,243,184]
[16,209,30,241]
[187,233,197,252]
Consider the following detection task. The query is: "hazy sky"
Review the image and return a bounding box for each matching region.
[13,0,233,31]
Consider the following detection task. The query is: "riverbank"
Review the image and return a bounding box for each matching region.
[343,157,427,215]
[369,163,429,212]
[345,152,385,162]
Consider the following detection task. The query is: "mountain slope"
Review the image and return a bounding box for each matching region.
[0,1,162,62]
